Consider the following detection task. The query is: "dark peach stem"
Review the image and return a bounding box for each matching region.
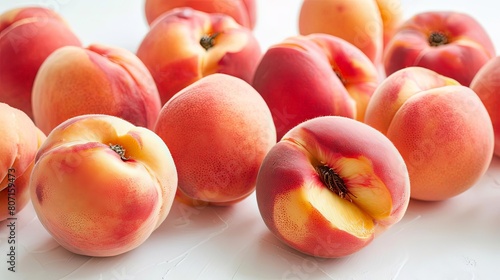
[428,31,448,47]
[109,144,129,161]
[200,32,220,50]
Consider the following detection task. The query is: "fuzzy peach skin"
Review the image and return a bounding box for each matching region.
[0,103,46,221]
[29,114,177,257]
[299,0,387,65]
[256,116,410,258]
[383,11,496,86]
[0,6,81,119]
[252,33,379,140]
[144,0,256,30]
[154,73,276,205]
[470,56,500,157]
[32,43,161,135]
[364,67,494,201]
[136,7,261,105]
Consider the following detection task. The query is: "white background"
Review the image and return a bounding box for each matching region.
[1,0,500,279]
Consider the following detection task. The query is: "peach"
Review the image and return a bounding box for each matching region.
[470,56,500,157]
[383,11,496,86]
[0,103,46,221]
[375,0,403,47]
[252,33,379,140]
[32,43,161,135]
[364,67,494,201]
[154,73,276,205]
[136,7,261,105]
[299,0,400,65]
[144,0,257,30]
[0,6,81,119]
[30,114,178,257]
[256,116,410,258]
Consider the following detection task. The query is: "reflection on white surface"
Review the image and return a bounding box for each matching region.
[1,0,500,279]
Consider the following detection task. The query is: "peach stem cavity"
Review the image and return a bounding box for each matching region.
[428,31,448,46]
[109,144,129,161]
[200,32,220,50]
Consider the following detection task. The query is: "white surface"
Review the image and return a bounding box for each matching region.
[1,0,500,279]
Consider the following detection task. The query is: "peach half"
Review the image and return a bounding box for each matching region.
[256,116,410,258]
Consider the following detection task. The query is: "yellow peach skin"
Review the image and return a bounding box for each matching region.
[136,7,261,105]
[0,6,81,119]
[252,33,379,140]
[374,0,403,48]
[470,56,500,157]
[144,0,257,30]
[365,67,494,201]
[32,43,161,135]
[256,116,410,258]
[154,73,276,205]
[0,103,46,221]
[30,114,178,257]
[299,0,387,65]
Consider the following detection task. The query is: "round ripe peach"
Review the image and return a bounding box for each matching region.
[0,103,46,221]
[30,114,177,257]
[365,67,494,201]
[32,44,161,135]
[383,11,495,86]
[299,0,384,64]
[137,7,261,105]
[0,6,81,119]
[252,33,379,140]
[154,73,276,205]
[470,56,500,157]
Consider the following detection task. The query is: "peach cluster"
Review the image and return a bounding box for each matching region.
[0,0,499,262]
